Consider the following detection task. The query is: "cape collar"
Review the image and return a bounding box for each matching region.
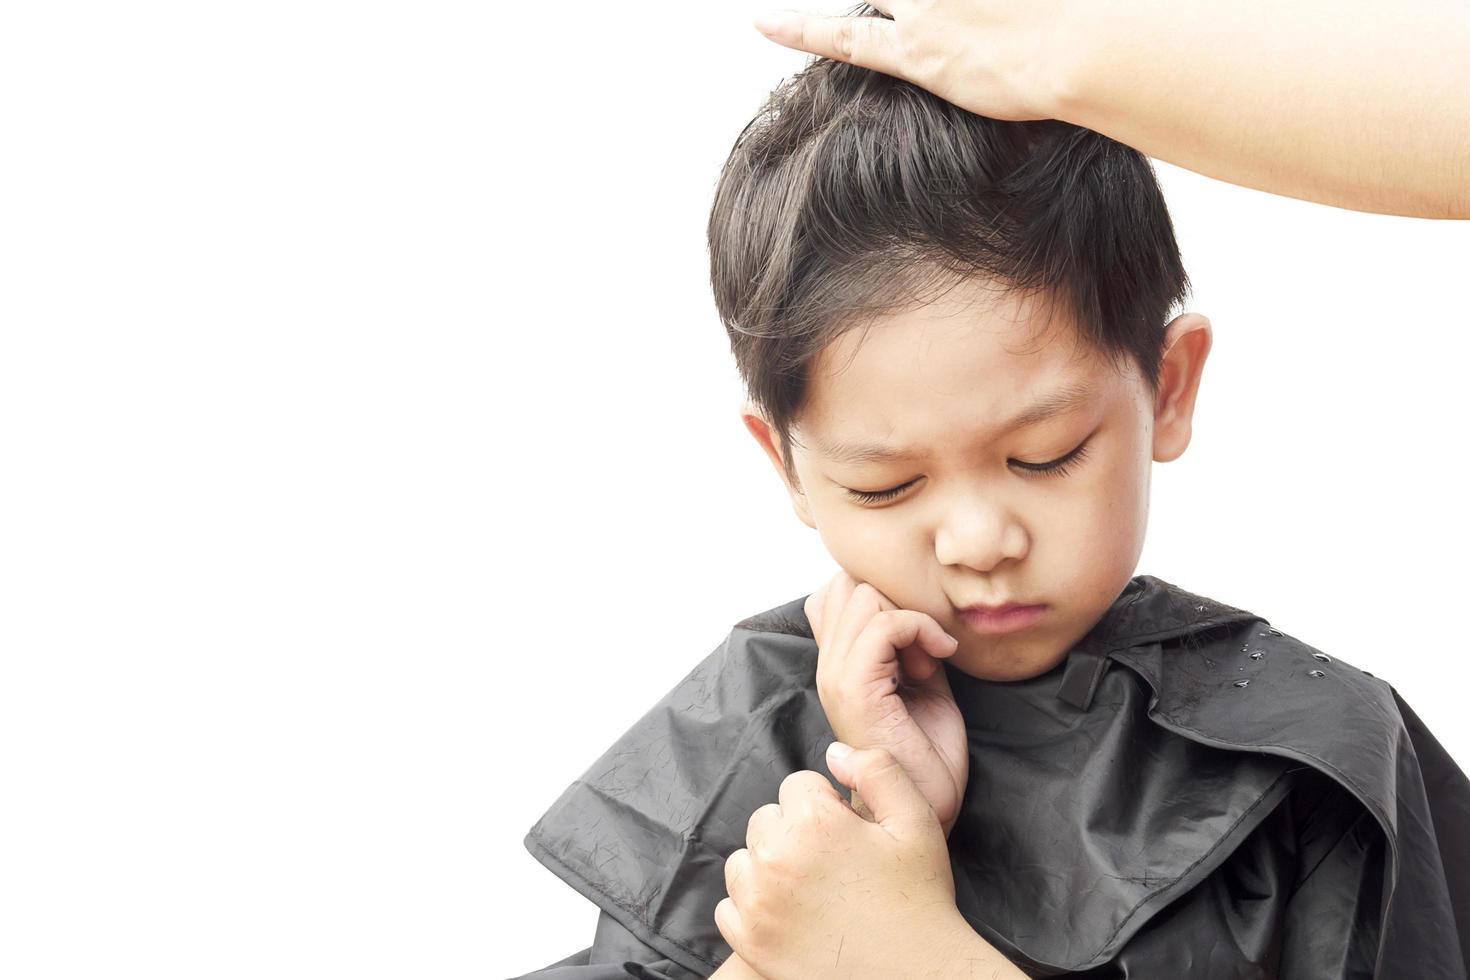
[1052,574,1262,711]
[736,573,1265,713]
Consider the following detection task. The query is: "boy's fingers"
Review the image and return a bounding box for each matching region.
[869,611,957,672]
[841,610,948,693]
[817,580,883,700]
[825,573,855,641]
[803,588,825,638]
[815,577,957,693]
[753,9,905,78]
[829,581,884,676]
[899,645,937,683]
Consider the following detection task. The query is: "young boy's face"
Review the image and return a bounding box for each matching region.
[743,276,1212,682]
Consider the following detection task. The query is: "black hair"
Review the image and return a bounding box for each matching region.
[707,4,1191,489]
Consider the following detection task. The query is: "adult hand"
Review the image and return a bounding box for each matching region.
[806,570,968,838]
[715,743,982,980]
[754,0,1470,219]
[752,1,1079,122]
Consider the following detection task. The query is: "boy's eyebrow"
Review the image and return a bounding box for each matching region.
[815,379,1097,464]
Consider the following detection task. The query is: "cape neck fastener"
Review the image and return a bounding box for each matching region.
[1055,645,1112,712]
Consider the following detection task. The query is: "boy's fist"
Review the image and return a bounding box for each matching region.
[804,571,969,838]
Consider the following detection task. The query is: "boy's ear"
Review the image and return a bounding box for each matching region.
[740,401,817,529]
[1152,313,1213,463]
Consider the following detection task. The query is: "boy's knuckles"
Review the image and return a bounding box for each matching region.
[868,608,909,634]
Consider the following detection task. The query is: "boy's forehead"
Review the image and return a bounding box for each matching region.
[801,293,1101,450]
[812,278,1084,380]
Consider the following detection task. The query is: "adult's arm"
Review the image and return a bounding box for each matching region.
[755,0,1470,219]
[1051,0,1470,219]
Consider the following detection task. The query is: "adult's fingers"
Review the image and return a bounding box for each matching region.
[829,744,936,832]
[724,845,754,904]
[777,768,840,815]
[713,895,747,962]
[744,801,782,857]
[753,8,909,80]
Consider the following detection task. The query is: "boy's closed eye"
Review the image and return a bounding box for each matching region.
[840,433,1097,504]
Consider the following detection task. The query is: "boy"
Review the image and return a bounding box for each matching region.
[512,35,1470,980]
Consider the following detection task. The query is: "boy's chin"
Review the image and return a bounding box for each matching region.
[947,641,1070,683]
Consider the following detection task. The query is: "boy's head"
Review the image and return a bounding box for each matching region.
[707,17,1212,682]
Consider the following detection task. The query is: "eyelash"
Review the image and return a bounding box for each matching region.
[843,439,1094,504]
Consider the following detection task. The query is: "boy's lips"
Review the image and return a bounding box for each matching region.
[956,602,1048,634]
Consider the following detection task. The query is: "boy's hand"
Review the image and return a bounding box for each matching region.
[805,571,968,838]
[716,744,984,980]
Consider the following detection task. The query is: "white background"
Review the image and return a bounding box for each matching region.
[2,3,1466,978]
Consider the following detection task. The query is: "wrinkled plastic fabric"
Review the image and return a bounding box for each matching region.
[511,575,1470,979]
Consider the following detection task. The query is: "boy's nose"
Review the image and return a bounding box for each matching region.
[933,504,1029,572]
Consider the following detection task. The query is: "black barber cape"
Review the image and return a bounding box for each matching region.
[511,575,1470,978]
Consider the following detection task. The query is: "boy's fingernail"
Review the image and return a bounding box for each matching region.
[827,740,853,763]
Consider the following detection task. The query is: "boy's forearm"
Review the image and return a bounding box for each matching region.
[1050,0,1470,219]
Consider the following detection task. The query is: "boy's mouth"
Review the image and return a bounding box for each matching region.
[956,602,1048,634]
